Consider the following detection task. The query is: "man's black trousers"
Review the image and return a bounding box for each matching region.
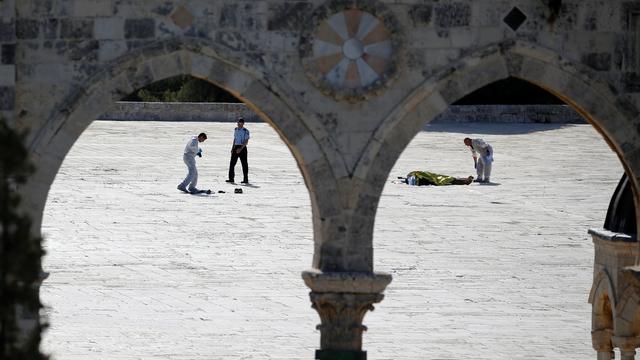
[229,145,248,182]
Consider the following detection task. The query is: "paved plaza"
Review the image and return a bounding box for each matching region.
[41,120,622,359]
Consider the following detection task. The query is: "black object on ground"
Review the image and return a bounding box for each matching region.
[191,189,211,194]
[234,188,243,194]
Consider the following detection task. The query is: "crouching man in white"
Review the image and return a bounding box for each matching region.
[463,137,493,183]
[177,132,207,193]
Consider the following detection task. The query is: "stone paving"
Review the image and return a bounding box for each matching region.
[41,121,623,359]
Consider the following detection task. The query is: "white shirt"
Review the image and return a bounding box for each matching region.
[184,136,199,156]
[470,138,492,158]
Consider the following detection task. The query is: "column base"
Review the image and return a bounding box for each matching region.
[316,349,367,360]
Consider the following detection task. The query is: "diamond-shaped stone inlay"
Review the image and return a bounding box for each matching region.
[311,9,392,90]
[170,5,194,29]
[503,7,527,31]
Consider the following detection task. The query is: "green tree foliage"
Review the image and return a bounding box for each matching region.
[123,75,241,103]
[0,121,48,359]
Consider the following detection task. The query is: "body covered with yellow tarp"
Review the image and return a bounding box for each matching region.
[407,171,455,186]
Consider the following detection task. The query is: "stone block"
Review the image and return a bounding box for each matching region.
[294,134,323,166]
[582,52,612,71]
[219,3,237,28]
[0,85,15,110]
[623,72,640,93]
[60,18,94,39]
[449,27,477,48]
[98,40,126,62]
[0,65,15,86]
[435,3,471,28]
[408,28,451,48]
[2,43,15,64]
[73,0,113,17]
[94,17,124,40]
[67,39,99,61]
[41,18,58,39]
[0,19,15,42]
[169,5,194,30]
[409,4,432,26]
[148,53,184,81]
[124,18,155,39]
[470,0,511,27]
[476,26,504,46]
[267,2,313,31]
[16,19,39,39]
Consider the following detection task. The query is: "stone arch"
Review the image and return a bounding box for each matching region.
[23,38,340,270]
[353,40,640,248]
[589,270,617,333]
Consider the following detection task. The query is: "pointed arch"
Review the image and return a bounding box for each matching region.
[22,38,343,270]
[352,40,640,247]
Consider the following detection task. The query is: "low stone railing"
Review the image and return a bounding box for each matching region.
[99,102,585,124]
[431,104,585,123]
[99,101,260,122]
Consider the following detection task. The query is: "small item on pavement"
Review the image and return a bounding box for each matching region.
[234,188,243,194]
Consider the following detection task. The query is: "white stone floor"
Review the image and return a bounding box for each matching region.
[41,121,623,359]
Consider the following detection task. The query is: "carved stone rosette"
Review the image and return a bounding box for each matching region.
[302,270,392,359]
[299,0,402,102]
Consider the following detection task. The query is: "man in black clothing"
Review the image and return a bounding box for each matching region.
[226,117,250,184]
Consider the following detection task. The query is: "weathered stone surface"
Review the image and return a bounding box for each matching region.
[66,39,99,61]
[60,18,93,39]
[409,4,432,26]
[267,2,313,31]
[0,19,15,42]
[169,5,194,30]
[124,18,155,39]
[435,3,471,28]
[0,85,15,110]
[41,18,58,39]
[623,72,640,93]
[220,4,238,28]
[16,18,39,39]
[94,17,124,40]
[582,52,612,71]
[2,43,15,64]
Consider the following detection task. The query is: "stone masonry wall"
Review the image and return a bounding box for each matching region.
[12,0,640,172]
[432,104,585,123]
[99,101,260,122]
[99,102,584,124]
[0,0,15,126]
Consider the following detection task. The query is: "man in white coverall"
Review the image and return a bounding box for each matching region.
[177,132,207,193]
[464,137,493,183]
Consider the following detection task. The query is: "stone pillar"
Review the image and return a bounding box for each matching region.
[302,270,392,360]
[614,336,640,360]
[592,330,614,360]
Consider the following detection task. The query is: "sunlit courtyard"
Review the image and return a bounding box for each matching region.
[41,121,621,359]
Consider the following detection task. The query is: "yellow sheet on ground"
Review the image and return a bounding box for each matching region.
[407,171,455,186]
